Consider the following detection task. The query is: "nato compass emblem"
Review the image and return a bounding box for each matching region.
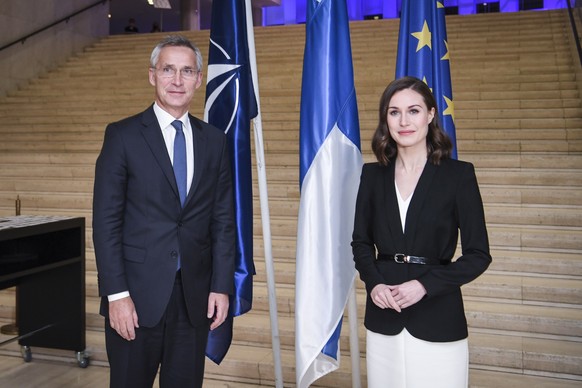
[204,37,246,135]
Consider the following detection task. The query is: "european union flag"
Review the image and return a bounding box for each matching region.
[396,0,458,158]
[204,0,257,364]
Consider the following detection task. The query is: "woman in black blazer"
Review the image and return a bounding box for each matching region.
[352,77,491,387]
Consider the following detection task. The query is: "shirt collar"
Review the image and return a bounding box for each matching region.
[153,102,189,130]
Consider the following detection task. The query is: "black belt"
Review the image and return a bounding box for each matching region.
[377,253,449,265]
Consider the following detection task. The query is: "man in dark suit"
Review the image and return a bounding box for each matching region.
[93,35,235,388]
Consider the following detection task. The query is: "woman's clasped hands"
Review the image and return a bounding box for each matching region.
[370,280,427,312]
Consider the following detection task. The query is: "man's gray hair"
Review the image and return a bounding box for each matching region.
[150,35,203,71]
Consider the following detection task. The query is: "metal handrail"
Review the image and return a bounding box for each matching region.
[566,0,582,68]
[0,0,109,52]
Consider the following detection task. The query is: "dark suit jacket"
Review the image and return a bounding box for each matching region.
[352,159,491,342]
[92,105,235,328]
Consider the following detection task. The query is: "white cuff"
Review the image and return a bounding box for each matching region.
[107,291,130,302]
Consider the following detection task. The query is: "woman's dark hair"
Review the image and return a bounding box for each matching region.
[371,76,452,165]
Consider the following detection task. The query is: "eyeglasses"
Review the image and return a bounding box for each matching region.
[154,66,200,80]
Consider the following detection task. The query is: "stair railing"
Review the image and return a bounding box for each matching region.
[567,0,582,67]
[0,0,109,53]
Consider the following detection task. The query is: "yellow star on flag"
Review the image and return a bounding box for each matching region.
[437,1,444,8]
[443,95,455,123]
[421,77,432,92]
[441,40,450,60]
[411,21,432,52]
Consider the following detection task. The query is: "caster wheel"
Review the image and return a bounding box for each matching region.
[78,357,89,368]
[76,351,90,368]
[21,346,32,363]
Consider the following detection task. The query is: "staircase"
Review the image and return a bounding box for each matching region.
[0,9,580,387]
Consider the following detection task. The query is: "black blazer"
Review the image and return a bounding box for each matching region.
[93,105,235,328]
[352,159,491,342]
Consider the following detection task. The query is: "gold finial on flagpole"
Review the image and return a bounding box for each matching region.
[15,195,21,216]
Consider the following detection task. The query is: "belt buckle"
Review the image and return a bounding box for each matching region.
[394,253,408,263]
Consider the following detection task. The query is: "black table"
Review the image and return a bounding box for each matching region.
[0,215,88,367]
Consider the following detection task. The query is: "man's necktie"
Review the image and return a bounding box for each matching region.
[172,120,186,271]
[171,120,187,207]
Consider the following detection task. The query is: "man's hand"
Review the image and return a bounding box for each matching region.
[207,292,229,330]
[109,296,139,340]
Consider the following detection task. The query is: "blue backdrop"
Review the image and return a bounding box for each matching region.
[263,0,566,26]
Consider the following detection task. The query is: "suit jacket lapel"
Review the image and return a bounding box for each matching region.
[404,161,438,250]
[139,106,181,203]
[383,163,407,250]
[184,114,208,207]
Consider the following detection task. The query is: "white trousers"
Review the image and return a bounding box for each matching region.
[366,329,468,388]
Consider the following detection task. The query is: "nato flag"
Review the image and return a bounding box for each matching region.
[204,0,257,364]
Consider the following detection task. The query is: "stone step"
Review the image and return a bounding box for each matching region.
[1,124,581,151]
[0,178,94,194]
[231,95,581,112]
[74,274,582,339]
[18,69,577,92]
[2,191,580,229]
[10,65,582,93]
[2,299,580,385]
[0,207,579,255]
[0,152,97,166]
[104,174,581,205]
[78,257,582,309]
[257,237,582,277]
[0,330,577,388]
[3,268,580,342]
[2,101,579,125]
[253,259,582,306]
[249,216,582,249]
[77,236,582,276]
[0,161,580,191]
[262,183,582,207]
[24,65,577,87]
[80,236,582,276]
[270,288,582,338]
[74,234,582,278]
[223,313,582,381]
[0,142,103,153]
[256,186,582,210]
[0,139,580,159]
[469,369,581,388]
[0,165,95,179]
[78,241,582,282]
[83,270,582,322]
